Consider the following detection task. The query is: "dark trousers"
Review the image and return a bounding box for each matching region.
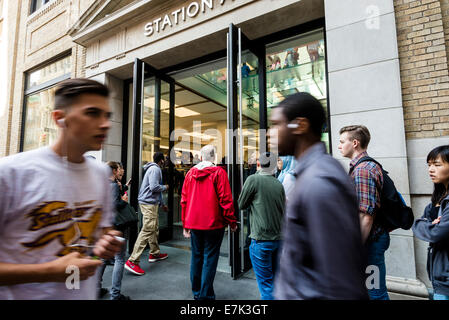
[190,228,225,300]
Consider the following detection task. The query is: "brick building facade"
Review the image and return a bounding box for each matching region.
[396,0,449,139]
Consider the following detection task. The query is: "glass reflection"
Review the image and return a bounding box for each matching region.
[23,87,58,151]
[266,30,329,151]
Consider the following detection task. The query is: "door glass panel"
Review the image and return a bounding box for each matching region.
[159,80,171,231]
[141,78,171,231]
[142,78,156,164]
[167,59,229,255]
[238,49,260,272]
[266,29,329,151]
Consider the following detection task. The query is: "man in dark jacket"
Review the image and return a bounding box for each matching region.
[181,145,238,300]
[238,152,285,300]
[268,92,368,300]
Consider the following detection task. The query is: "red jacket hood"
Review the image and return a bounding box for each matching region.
[190,166,221,180]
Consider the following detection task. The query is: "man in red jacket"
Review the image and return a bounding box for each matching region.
[181,145,238,300]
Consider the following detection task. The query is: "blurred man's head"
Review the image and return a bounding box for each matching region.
[52,78,111,152]
[269,92,325,157]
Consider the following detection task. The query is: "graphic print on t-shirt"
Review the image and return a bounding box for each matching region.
[21,200,102,257]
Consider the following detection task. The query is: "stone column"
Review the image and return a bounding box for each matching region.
[324,0,428,297]
[89,73,124,163]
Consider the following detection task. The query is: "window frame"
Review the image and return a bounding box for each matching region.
[30,0,51,15]
[20,53,71,152]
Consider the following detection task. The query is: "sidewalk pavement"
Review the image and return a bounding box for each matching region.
[99,244,260,300]
[98,243,427,300]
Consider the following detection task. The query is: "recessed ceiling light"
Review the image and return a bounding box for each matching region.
[174,107,201,118]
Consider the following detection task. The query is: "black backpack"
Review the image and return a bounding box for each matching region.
[350,156,414,232]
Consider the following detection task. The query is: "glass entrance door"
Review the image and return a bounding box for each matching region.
[227,24,266,279]
[129,31,266,278]
[129,59,176,248]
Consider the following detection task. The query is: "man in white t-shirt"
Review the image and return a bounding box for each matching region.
[0,78,123,299]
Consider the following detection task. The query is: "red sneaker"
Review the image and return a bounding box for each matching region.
[124,260,145,275]
[148,253,168,262]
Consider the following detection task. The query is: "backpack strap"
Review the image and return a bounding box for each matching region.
[349,156,383,174]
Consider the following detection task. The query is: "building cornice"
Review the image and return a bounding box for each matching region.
[70,0,155,45]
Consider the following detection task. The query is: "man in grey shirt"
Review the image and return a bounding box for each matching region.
[268,92,368,300]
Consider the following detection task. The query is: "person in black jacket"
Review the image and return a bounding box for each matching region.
[413,145,449,300]
[97,161,131,300]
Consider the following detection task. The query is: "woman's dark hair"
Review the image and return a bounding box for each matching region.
[107,161,120,171]
[427,145,449,206]
[277,92,326,137]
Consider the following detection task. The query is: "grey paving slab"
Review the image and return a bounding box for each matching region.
[99,244,260,300]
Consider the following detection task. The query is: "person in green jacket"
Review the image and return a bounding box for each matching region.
[238,152,285,300]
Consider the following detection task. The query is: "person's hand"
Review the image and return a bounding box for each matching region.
[122,193,128,202]
[230,225,238,232]
[46,252,103,281]
[164,185,169,191]
[432,217,441,225]
[92,230,124,260]
[183,228,191,239]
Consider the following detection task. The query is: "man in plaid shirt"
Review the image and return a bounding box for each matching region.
[339,125,390,300]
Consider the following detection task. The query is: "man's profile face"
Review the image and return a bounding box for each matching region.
[268,107,295,156]
[63,93,111,152]
[338,132,355,159]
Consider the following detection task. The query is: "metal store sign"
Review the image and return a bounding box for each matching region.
[144,0,235,37]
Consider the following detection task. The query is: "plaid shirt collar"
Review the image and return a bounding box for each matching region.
[349,151,369,170]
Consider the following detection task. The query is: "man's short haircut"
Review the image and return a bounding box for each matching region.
[339,125,371,150]
[200,145,216,162]
[54,78,109,110]
[259,152,275,168]
[277,92,326,137]
[153,152,165,164]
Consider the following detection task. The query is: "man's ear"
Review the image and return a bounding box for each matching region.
[352,139,360,149]
[291,117,310,135]
[52,110,66,128]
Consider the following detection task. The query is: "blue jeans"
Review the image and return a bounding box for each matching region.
[366,231,390,300]
[110,239,127,299]
[98,238,127,300]
[190,228,224,300]
[434,293,449,300]
[249,239,280,300]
